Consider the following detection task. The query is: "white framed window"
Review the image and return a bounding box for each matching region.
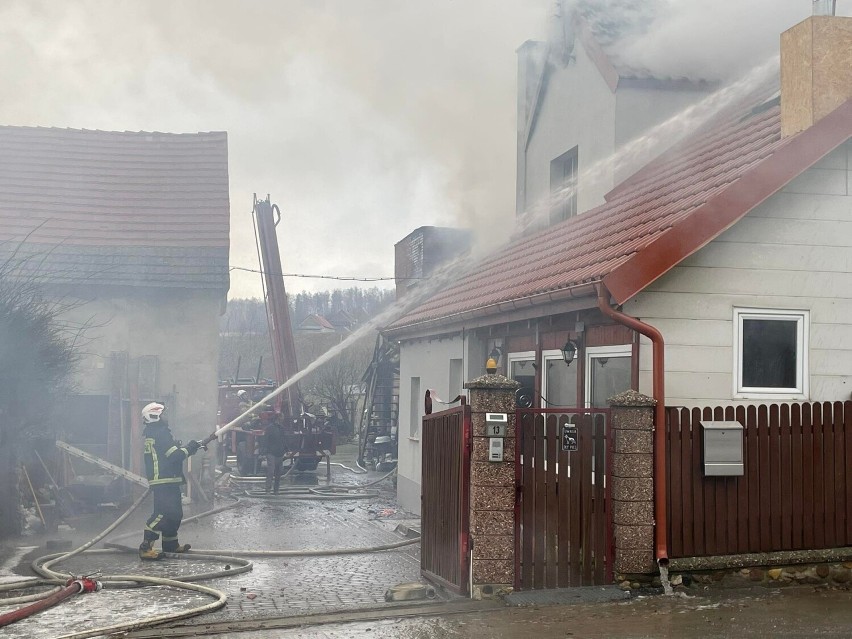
[733,308,809,399]
[550,146,579,224]
[542,349,578,407]
[508,351,536,408]
[585,345,632,409]
[409,376,421,438]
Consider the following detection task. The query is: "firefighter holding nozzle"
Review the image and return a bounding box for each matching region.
[138,402,203,560]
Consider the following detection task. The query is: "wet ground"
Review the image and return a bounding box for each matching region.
[208,586,852,638]
[1,449,850,638]
[0,451,427,638]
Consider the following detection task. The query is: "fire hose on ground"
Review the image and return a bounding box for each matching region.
[0,467,416,637]
[242,464,399,499]
[0,489,237,637]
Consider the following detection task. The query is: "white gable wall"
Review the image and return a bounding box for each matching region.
[521,44,617,217]
[625,141,852,406]
[521,44,713,220]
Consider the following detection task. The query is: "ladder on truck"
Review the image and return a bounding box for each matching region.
[358,334,399,467]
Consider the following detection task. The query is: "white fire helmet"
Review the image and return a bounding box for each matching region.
[142,402,165,423]
[237,390,247,399]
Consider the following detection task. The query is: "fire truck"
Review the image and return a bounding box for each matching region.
[218,195,334,479]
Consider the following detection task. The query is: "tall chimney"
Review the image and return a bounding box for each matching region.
[812,1,836,16]
[781,14,852,137]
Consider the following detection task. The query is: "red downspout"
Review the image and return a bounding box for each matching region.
[596,283,668,565]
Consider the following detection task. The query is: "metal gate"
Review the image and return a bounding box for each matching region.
[421,399,471,594]
[515,409,612,589]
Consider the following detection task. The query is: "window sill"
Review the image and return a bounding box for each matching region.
[734,391,808,401]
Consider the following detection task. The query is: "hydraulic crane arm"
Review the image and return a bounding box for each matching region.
[253,194,300,414]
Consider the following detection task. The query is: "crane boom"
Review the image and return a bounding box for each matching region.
[253,194,300,413]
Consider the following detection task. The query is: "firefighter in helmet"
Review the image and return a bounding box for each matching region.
[237,389,252,412]
[138,402,201,560]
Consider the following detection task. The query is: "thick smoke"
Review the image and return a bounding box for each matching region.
[0,0,548,297]
[600,1,847,81]
[0,1,848,298]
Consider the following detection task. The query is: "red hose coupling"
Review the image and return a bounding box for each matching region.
[67,577,103,593]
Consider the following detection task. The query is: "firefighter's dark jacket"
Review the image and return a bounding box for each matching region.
[264,421,287,457]
[143,420,189,486]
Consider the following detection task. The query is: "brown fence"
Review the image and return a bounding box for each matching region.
[420,400,471,594]
[515,409,612,589]
[666,402,852,558]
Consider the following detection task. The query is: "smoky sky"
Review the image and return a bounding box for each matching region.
[0,1,845,298]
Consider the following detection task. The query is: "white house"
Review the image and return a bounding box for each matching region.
[386,14,852,515]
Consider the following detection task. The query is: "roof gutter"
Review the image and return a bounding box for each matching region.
[596,283,668,566]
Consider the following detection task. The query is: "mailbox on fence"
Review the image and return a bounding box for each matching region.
[700,421,744,476]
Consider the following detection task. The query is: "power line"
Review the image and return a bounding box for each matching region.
[229,265,424,282]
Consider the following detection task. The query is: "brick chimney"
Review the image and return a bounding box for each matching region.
[394,226,472,300]
[781,14,852,137]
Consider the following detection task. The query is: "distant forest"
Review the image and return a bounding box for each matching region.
[221,287,396,335]
[219,288,396,433]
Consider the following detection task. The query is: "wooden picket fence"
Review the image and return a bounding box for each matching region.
[666,402,851,558]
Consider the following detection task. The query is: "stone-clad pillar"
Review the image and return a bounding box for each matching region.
[464,373,520,598]
[609,390,656,576]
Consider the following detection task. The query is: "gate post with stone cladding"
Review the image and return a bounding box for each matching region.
[464,372,520,598]
[609,390,657,578]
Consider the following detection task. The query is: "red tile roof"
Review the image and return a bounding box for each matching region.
[299,314,337,330]
[0,126,229,289]
[387,88,852,335]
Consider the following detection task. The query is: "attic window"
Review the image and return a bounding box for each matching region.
[550,146,579,224]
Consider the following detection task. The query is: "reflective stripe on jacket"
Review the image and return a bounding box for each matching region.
[143,421,189,486]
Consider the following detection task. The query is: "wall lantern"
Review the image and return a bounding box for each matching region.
[561,340,578,366]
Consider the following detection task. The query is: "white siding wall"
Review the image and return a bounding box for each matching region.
[396,332,485,514]
[626,141,852,406]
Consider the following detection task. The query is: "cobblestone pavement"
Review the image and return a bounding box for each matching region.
[1,463,428,638]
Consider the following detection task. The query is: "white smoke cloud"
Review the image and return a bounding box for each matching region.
[0,0,550,297]
[614,0,850,81]
[0,0,848,299]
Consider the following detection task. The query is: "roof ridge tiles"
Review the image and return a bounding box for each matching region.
[0,125,227,137]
